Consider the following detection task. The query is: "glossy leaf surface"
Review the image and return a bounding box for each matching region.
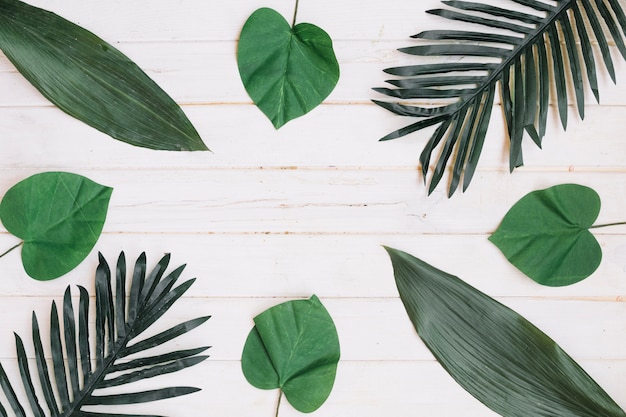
[0,252,209,416]
[374,0,626,195]
[241,295,340,413]
[385,246,626,417]
[489,184,602,286]
[237,8,340,129]
[0,172,113,280]
[0,0,207,151]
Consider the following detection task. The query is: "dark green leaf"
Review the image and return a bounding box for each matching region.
[0,0,207,151]
[237,7,339,129]
[0,172,112,280]
[489,184,603,286]
[241,295,340,413]
[385,246,626,417]
[375,0,626,194]
[0,253,208,416]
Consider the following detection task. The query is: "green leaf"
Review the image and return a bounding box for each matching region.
[384,246,626,417]
[489,184,602,286]
[0,252,209,417]
[241,295,340,413]
[0,0,207,151]
[0,172,113,280]
[237,8,340,129]
[374,0,626,195]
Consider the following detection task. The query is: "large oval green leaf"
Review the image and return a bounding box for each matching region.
[489,184,602,286]
[0,0,207,151]
[0,172,113,280]
[241,295,340,413]
[237,8,340,129]
[385,246,626,417]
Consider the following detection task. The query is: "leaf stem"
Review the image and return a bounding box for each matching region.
[590,221,626,229]
[275,390,283,417]
[0,241,22,258]
[292,0,299,26]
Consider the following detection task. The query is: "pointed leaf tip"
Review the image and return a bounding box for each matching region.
[385,247,626,417]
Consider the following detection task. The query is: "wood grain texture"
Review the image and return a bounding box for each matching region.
[0,0,624,415]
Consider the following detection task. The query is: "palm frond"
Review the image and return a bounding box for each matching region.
[0,252,210,417]
[374,0,626,196]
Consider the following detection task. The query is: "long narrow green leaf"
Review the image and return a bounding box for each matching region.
[373,87,474,99]
[50,303,70,409]
[379,117,449,142]
[100,356,209,388]
[559,15,585,119]
[449,102,481,195]
[122,316,211,357]
[387,76,484,88]
[522,47,539,142]
[536,38,550,139]
[116,253,127,340]
[427,8,533,33]
[384,246,626,417]
[108,347,211,373]
[594,0,626,60]
[415,30,522,44]
[419,118,453,180]
[0,363,26,416]
[572,3,599,102]
[400,44,510,58]
[462,87,495,191]
[63,288,80,397]
[376,0,626,195]
[510,59,525,172]
[128,253,147,324]
[429,107,469,194]
[0,253,208,417]
[85,388,200,406]
[30,316,59,416]
[442,0,543,24]
[14,334,45,417]
[130,279,197,338]
[78,286,92,382]
[0,0,206,151]
[547,26,568,129]
[580,0,616,82]
[510,0,554,13]
[384,62,496,76]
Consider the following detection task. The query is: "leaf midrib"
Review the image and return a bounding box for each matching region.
[443,0,574,121]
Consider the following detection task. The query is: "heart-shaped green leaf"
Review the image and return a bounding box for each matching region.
[489,184,602,286]
[241,295,340,413]
[0,172,113,280]
[0,0,207,151]
[237,7,340,129]
[385,246,626,417]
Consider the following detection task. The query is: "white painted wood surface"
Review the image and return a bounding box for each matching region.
[0,0,624,415]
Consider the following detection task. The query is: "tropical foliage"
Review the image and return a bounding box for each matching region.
[385,246,626,417]
[0,0,207,151]
[241,295,340,414]
[0,172,113,280]
[374,0,626,196]
[0,252,210,416]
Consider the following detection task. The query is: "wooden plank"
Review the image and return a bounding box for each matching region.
[0,234,624,299]
[0,169,623,235]
[0,297,623,361]
[1,41,626,106]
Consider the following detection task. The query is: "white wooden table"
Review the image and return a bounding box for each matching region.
[0,1,624,415]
